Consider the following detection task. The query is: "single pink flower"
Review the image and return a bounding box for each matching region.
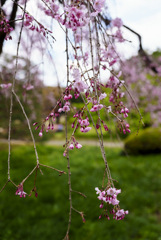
[69,143,74,150]
[75,143,82,149]
[39,132,43,137]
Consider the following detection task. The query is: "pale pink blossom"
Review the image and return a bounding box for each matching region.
[69,143,74,149]
[58,108,63,113]
[99,93,107,101]
[115,209,129,220]
[23,84,34,90]
[63,105,70,112]
[111,196,119,205]
[75,143,82,149]
[63,151,67,157]
[39,132,43,137]
[80,119,89,126]
[106,187,116,196]
[0,83,12,89]
[73,80,88,93]
[115,29,124,42]
[112,18,123,28]
[80,127,92,133]
[93,0,106,12]
[15,183,27,198]
[90,104,103,112]
[95,187,101,194]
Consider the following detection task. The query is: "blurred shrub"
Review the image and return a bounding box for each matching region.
[124,128,161,155]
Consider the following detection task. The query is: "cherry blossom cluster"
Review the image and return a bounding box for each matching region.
[0,0,135,232]
[95,187,129,220]
[63,135,82,156]
[33,65,131,137]
[93,0,106,13]
[79,117,91,133]
[15,183,38,198]
[71,111,92,133]
[23,13,52,37]
[33,111,59,137]
[62,5,90,31]
[41,0,59,17]
[118,120,130,134]
[122,55,161,126]
[72,68,88,94]
[100,46,119,68]
[111,17,124,43]
[15,183,27,198]
[40,0,106,27]
[0,15,13,40]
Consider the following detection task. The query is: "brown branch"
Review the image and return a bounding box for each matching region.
[0,180,9,193]
[7,0,27,180]
[64,27,72,240]
[123,24,158,73]
[39,163,66,175]
[13,90,40,165]
[0,179,17,193]
[71,190,87,198]
[22,166,37,183]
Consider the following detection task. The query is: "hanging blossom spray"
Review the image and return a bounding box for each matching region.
[30,0,134,224]
[1,0,146,236]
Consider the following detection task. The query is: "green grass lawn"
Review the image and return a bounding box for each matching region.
[0,144,161,240]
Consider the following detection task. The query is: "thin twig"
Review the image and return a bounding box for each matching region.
[65,28,72,239]
[71,190,87,198]
[39,163,66,175]
[0,180,9,193]
[11,0,56,41]
[22,166,37,183]
[7,0,27,180]
[9,179,18,187]
[71,207,82,215]
[12,90,39,164]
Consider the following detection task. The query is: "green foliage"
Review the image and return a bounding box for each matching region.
[124,128,161,155]
[0,145,161,239]
[151,49,161,59]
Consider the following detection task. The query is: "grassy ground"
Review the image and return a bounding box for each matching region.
[0,144,161,240]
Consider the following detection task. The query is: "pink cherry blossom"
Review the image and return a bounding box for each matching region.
[93,0,106,13]
[106,187,116,196]
[80,119,89,126]
[95,187,127,220]
[39,132,43,137]
[111,196,120,205]
[23,84,34,90]
[112,18,123,28]
[75,143,82,149]
[90,104,103,112]
[69,143,74,150]
[99,93,107,100]
[15,183,27,198]
[80,127,92,133]
[114,209,129,220]
[73,80,88,93]
[0,83,12,89]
